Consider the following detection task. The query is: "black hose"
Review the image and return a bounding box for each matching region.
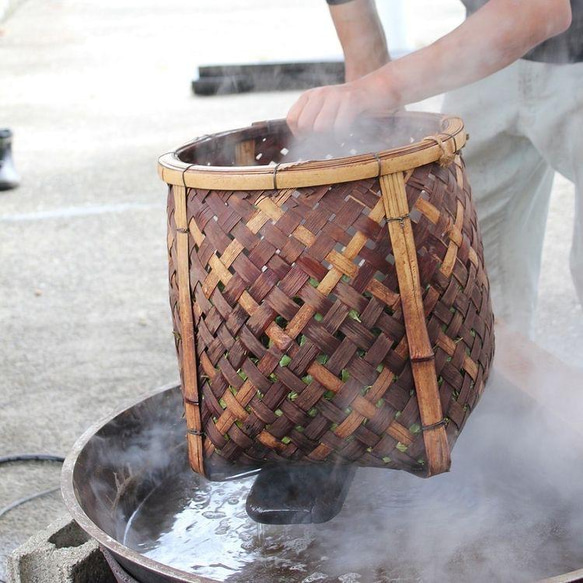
[0,486,60,519]
[0,453,65,521]
[0,453,65,464]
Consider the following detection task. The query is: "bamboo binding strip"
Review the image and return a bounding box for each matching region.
[379,172,451,476]
[163,112,495,479]
[159,113,466,191]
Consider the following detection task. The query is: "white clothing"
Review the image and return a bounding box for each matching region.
[442,59,583,337]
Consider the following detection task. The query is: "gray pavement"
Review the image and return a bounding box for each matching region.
[0,1,319,576]
[1,0,582,580]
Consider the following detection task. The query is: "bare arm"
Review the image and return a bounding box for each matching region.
[288,0,572,134]
[329,0,390,81]
[378,0,572,105]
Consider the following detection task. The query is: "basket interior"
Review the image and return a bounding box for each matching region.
[176,114,443,168]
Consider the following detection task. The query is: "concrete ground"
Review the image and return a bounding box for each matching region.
[0,0,581,580]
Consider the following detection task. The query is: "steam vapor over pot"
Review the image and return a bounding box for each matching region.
[61,341,583,583]
[60,115,583,583]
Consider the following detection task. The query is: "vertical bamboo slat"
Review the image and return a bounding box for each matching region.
[172,185,205,476]
[235,139,256,166]
[379,172,451,476]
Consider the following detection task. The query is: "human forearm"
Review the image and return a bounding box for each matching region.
[287,0,572,134]
[361,0,573,108]
[329,0,390,81]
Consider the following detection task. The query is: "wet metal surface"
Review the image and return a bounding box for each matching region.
[245,464,357,525]
[63,378,583,583]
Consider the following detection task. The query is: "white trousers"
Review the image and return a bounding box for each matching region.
[443,59,583,337]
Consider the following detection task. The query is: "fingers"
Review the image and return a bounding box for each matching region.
[313,95,342,134]
[287,88,326,136]
[333,96,359,134]
[295,90,325,136]
[287,86,356,137]
[286,91,311,136]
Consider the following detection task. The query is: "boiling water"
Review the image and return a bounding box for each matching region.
[123,377,583,582]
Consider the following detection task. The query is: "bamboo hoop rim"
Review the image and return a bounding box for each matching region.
[158,112,466,191]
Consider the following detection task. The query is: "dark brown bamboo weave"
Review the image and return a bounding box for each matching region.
[160,113,495,479]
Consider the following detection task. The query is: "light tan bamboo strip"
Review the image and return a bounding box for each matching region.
[286,196,390,339]
[379,172,451,476]
[235,139,256,166]
[381,174,431,360]
[440,200,464,278]
[454,155,465,189]
[158,117,466,191]
[436,332,479,381]
[173,185,206,477]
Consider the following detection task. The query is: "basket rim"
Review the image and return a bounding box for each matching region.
[158,112,466,190]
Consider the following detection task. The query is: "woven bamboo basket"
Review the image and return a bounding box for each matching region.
[159,112,495,480]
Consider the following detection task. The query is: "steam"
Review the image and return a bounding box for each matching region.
[145,120,583,581]
[72,387,188,542]
[283,118,419,164]
[74,113,583,583]
[320,368,583,583]
[73,362,583,583]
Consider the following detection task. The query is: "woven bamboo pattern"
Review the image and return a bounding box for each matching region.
[162,113,495,479]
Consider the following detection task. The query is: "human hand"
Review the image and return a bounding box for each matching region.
[286,82,365,136]
[287,74,397,137]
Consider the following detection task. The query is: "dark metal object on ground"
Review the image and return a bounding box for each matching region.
[0,128,20,191]
[192,60,345,96]
[102,548,141,583]
[62,366,583,583]
[62,384,193,583]
[246,463,356,524]
[62,384,358,583]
